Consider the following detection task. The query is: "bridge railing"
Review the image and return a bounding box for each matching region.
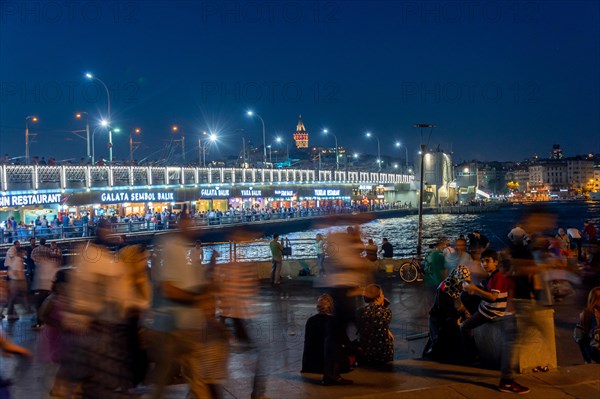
[0,206,404,245]
[0,165,413,191]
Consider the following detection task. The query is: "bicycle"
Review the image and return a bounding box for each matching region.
[398,257,426,283]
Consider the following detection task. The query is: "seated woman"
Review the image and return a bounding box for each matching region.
[574,286,600,364]
[356,284,394,366]
[424,265,471,363]
[302,294,333,373]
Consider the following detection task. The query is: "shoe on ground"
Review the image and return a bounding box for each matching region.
[498,380,530,394]
[31,323,43,331]
[321,376,353,386]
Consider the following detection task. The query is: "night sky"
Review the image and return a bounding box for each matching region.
[1,0,599,164]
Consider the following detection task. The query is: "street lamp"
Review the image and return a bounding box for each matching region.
[267,145,272,163]
[198,131,208,167]
[413,123,436,265]
[75,112,91,162]
[395,141,409,173]
[246,111,266,165]
[365,132,381,172]
[323,129,339,170]
[85,72,112,162]
[130,128,141,163]
[25,115,38,165]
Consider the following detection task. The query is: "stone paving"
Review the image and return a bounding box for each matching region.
[1,274,599,398]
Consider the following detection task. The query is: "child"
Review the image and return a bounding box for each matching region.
[574,286,600,363]
[460,248,529,394]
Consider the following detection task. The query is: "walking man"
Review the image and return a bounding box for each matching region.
[30,238,61,329]
[270,234,284,285]
[5,241,30,320]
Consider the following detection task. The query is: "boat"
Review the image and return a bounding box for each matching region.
[589,191,600,200]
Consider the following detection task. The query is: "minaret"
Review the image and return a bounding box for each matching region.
[293,115,309,148]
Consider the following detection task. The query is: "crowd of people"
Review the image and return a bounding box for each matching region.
[294,213,600,394]
[0,207,598,397]
[0,201,408,244]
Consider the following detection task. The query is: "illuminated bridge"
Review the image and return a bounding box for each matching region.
[1,165,412,192]
[0,165,416,215]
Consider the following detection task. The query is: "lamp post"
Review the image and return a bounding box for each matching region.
[323,129,339,170]
[198,131,208,167]
[246,111,266,165]
[365,132,381,172]
[130,128,141,163]
[275,136,289,164]
[85,73,112,162]
[25,115,38,165]
[75,112,91,162]
[91,123,107,164]
[267,145,272,163]
[395,141,409,173]
[413,123,436,264]
[171,125,185,162]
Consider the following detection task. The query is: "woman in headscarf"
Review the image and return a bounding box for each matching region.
[424,265,471,363]
[301,294,335,373]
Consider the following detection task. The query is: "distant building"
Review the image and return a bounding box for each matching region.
[527,156,594,198]
[551,144,563,160]
[417,148,454,206]
[293,115,308,149]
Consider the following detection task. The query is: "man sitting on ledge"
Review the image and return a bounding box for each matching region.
[460,248,530,394]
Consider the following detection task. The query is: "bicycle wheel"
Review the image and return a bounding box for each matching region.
[399,261,418,283]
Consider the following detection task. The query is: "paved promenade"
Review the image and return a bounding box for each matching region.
[1,275,598,399]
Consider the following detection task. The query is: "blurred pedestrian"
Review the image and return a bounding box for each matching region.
[320,228,367,386]
[66,219,145,397]
[315,233,326,275]
[574,286,600,364]
[31,238,61,330]
[149,218,212,399]
[567,226,583,261]
[6,241,31,320]
[269,234,284,285]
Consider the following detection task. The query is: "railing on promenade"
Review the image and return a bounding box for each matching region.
[0,206,405,245]
[0,164,413,191]
[435,204,502,214]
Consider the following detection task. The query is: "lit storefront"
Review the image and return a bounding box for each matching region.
[197,187,231,212]
[0,192,65,225]
[298,187,352,208]
[351,184,391,207]
[229,187,265,210]
[64,189,188,218]
[264,188,297,209]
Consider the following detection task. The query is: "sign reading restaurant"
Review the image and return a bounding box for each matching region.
[240,189,262,197]
[274,190,294,197]
[0,193,64,207]
[314,189,341,197]
[100,191,175,203]
[200,188,230,198]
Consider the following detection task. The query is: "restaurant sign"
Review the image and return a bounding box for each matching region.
[314,189,341,197]
[240,189,262,197]
[200,188,230,198]
[0,193,65,207]
[100,191,175,203]
[273,189,294,197]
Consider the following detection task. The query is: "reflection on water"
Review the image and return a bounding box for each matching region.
[205,202,599,261]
